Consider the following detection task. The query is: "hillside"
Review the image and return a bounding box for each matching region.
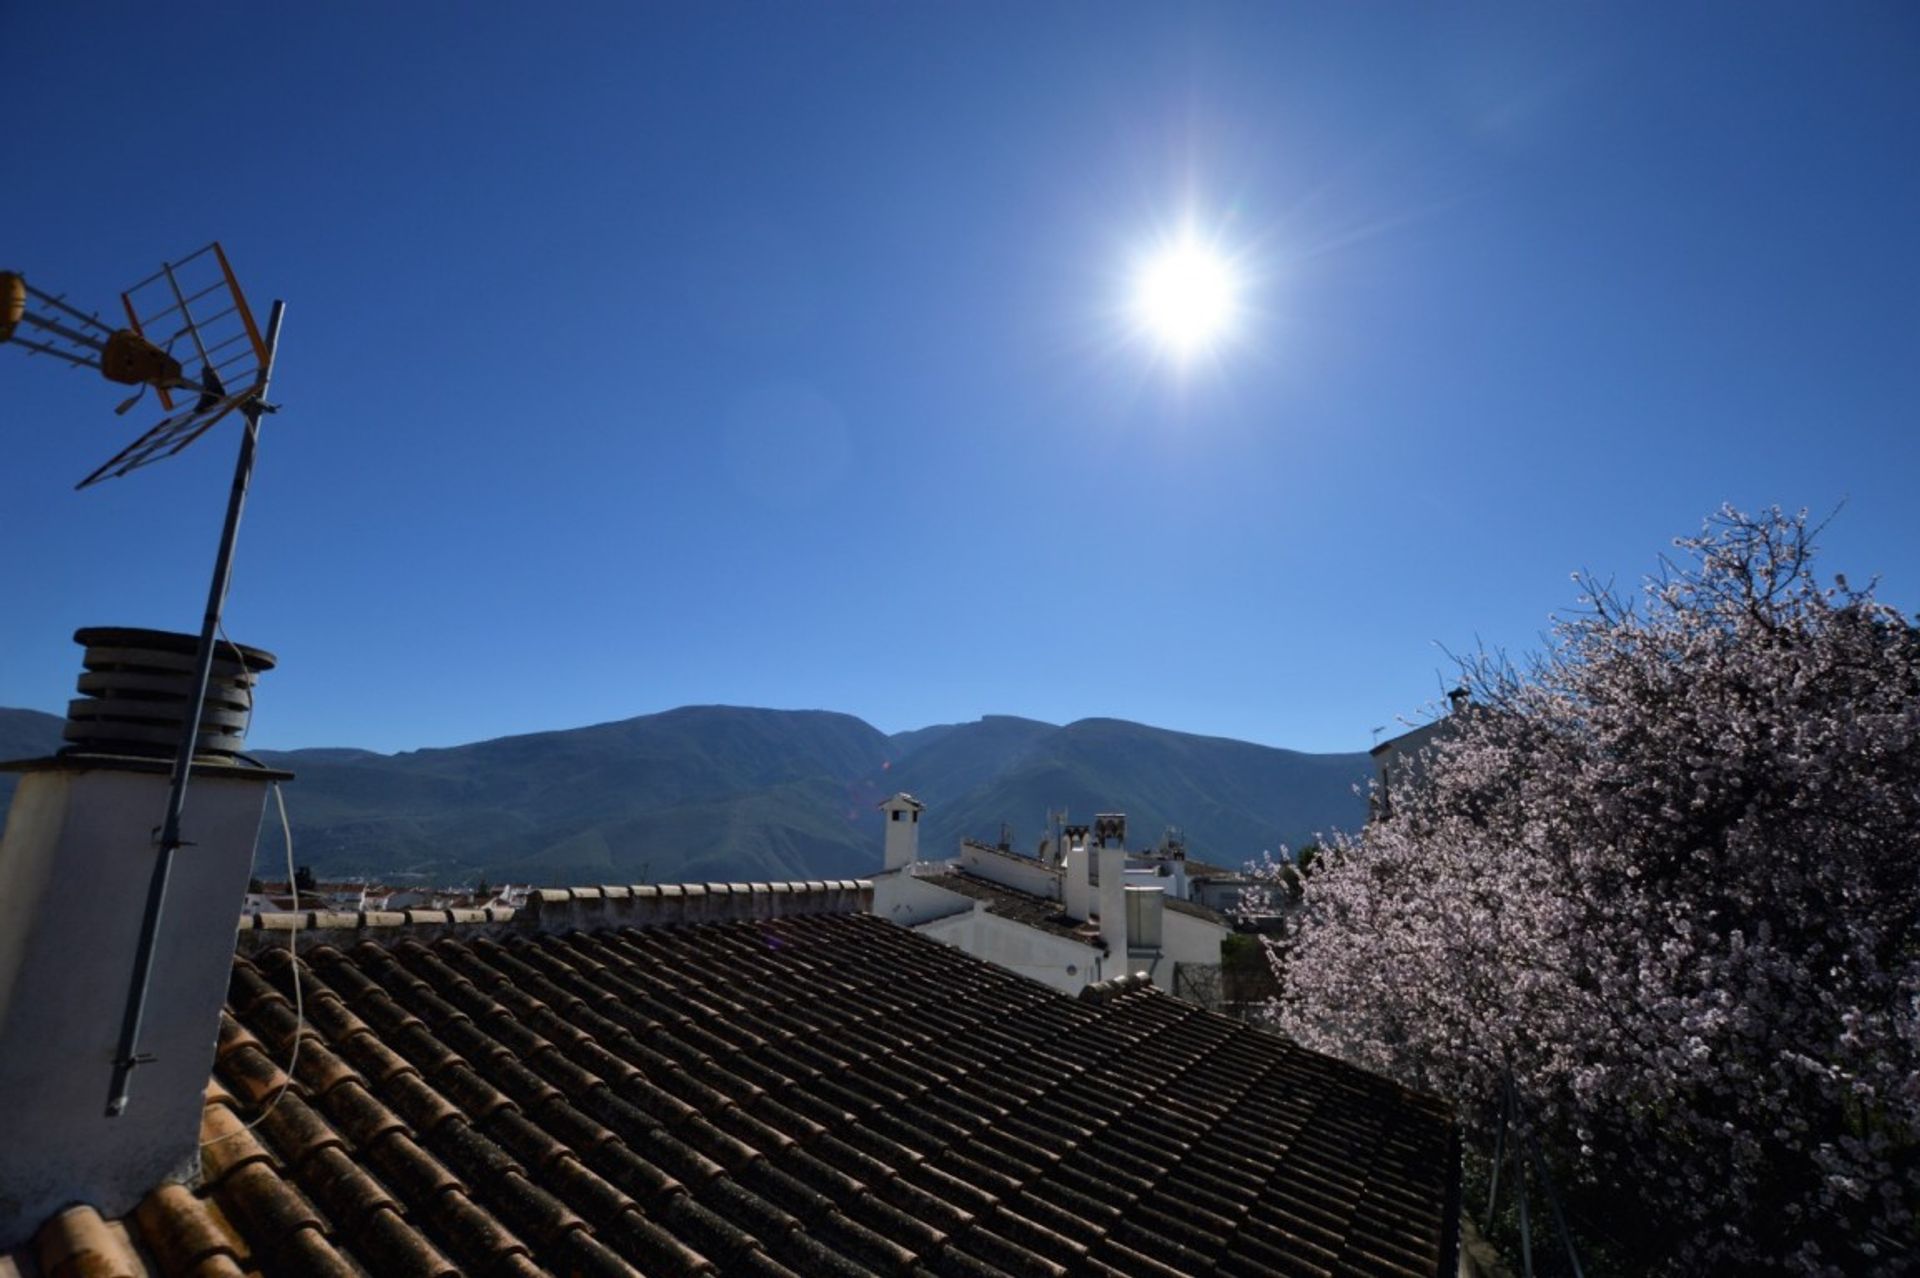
[0,704,1370,884]
[247,706,897,884]
[0,708,65,813]
[890,715,1368,868]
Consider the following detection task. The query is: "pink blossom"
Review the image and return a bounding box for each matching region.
[1264,507,1920,1275]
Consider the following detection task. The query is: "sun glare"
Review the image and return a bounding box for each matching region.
[1132,234,1240,359]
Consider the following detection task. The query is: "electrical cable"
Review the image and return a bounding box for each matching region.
[200,631,303,1147]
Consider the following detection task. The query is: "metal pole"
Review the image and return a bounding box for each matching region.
[105,299,284,1118]
[1510,1073,1535,1278]
[1485,1073,1508,1230]
[1531,1137,1587,1278]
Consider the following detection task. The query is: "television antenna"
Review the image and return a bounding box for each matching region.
[3,243,286,1117]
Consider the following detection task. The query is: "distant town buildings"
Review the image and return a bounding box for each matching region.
[869,794,1284,1011]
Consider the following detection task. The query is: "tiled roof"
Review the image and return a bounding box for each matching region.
[930,869,1228,933]
[11,903,1458,1278]
[1179,861,1246,880]
[920,871,1095,942]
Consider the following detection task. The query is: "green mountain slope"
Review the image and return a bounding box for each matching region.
[0,708,65,815]
[895,716,1369,870]
[250,706,895,884]
[0,704,1368,883]
[886,714,1057,797]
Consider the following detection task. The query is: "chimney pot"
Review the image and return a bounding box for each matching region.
[62,627,275,762]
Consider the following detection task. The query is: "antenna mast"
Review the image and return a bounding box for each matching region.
[105,299,285,1116]
[3,243,288,1117]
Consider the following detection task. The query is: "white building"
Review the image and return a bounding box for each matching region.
[869,798,1234,1005]
[1370,685,1472,821]
[1120,828,1292,922]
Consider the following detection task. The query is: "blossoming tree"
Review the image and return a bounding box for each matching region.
[1274,507,1918,1274]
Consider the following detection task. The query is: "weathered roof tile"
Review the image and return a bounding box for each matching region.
[25,901,1456,1277]
[132,1184,246,1276]
[36,1207,136,1278]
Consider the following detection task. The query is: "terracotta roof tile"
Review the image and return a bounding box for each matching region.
[30,896,1455,1277]
[919,871,1095,942]
[208,1162,352,1277]
[35,1206,137,1278]
[984,1204,1090,1268]
[409,1179,537,1275]
[950,1223,1072,1278]
[762,1226,882,1278]
[1085,1235,1198,1278]
[738,1155,840,1221]
[1010,1183,1115,1250]
[131,1185,246,1277]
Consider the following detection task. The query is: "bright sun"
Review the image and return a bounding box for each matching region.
[1132,235,1239,358]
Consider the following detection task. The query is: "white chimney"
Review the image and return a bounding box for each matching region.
[1094,813,1129,978]
[1063,824,1092,921]
[0,628,286,1248]
[879,792,924,871]
[1098,845,1131,977]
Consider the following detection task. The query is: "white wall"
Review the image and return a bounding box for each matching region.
[873,861,1226,1002]
[0,763,275,1248]
[1097,847,1128,966]
[916,906,1101,995]
[870,866,970,927]
[1163,905,1229,970]
[958,841,1062,899]
[1064,843,1091,921]
[881,799,922,870]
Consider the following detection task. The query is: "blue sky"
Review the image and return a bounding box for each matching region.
[4,5,1917,756]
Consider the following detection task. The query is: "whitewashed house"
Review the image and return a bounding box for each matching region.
[869,797,1234,1005]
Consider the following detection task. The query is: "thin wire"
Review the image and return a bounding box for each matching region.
[199,780,301,1146]
[200,630,303,1147]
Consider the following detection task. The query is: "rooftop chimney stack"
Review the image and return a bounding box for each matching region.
[1094,814,1130,977]
[879,792,924,871]
[1063,824,1092,921]
[0,628,288,1249]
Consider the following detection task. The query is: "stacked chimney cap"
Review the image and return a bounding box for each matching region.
[62,626,275,763]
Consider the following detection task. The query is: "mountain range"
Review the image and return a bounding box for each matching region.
[0,705,1370,885]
